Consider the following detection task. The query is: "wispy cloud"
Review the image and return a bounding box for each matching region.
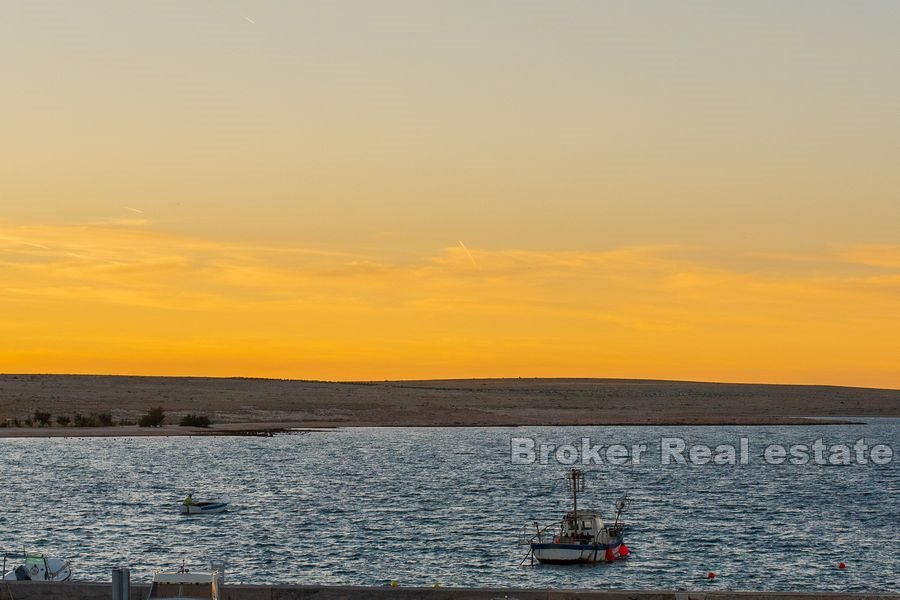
[840,244,900,269]
[1,221,898,385]
[457,240,479,269]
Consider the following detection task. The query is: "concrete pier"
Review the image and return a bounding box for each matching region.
[1,582,898,600]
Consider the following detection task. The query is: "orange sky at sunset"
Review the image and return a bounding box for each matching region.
[2,1,899,387]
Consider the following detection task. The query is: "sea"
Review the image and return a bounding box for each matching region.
[1,420,898,592]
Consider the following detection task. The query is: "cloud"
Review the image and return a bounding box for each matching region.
[840,245,900,269]
[1,220,898,385]
[0,222,895,318]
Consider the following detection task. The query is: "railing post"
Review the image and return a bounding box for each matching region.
[112,567,130,600]
[210,560,226,587]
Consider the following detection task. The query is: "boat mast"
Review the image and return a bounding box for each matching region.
[569,468,585,517]
[573,469,577,515]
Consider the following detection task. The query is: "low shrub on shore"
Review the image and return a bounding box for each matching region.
[138,406,166,427]
[73,413,95,427]
[72,412,115,427]
[33,411,52,427]
[0,413,113,428]
[179,414,212,428]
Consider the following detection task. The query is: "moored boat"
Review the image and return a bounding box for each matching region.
[2,550,72,582]
[522,468,629,565]
[147,566,220,600]
[180,495,230,515]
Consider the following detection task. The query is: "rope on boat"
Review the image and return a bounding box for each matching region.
[1,552,14,600]
[45,560,70,581]
[518,546,534,567]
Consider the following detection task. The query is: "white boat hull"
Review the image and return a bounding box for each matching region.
[149,570,220,600]
[3,556,71,581]
[531,539,625,564]
[180,496,230,514]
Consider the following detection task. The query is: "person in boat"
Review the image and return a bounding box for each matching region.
[183,493,194,506]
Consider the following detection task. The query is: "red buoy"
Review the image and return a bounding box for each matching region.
[707,572,716,579]
[619,544,630,557]
[605,548,615,562]
[838,562,846,570]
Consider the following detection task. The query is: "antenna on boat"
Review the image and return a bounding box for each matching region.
[613,493,628,528]
[567,468,585,516]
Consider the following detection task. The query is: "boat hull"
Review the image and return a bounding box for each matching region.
[149,570,220,600]
[2,557,71,581]
[180,496,230,514]
[531,538,624,564]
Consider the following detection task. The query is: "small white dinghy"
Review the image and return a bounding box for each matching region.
[180,495,230,515]
[148,565,220,600]
[2,551,72,582]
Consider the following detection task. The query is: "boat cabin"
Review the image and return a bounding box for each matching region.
[559,510,607,544]
[147,571,219,600]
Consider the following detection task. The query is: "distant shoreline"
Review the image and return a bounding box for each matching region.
[0,418,875,439]
[1,374,897,438]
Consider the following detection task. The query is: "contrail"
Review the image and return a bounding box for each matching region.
[244,16,256,24]
[124,207,143,214]
[458,240,479,269]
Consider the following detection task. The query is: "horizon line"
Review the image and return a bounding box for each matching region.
[2,372,898,393]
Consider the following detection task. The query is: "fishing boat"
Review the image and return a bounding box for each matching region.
[2,550,72,582]
[147,565,220,600]
[180,495,230,515]
[521,468,629,565]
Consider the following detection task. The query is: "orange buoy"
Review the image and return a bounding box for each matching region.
[707,572,716,579]
[605,548,615,562]
[838,562,846,570]
[619,544,630,557]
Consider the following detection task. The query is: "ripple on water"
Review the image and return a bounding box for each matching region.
[0,423,897,591]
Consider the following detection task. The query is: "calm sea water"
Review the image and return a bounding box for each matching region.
[1,422,898,592]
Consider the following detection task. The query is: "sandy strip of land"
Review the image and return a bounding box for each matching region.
[1,375,898,437]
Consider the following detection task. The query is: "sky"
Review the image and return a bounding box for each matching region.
[1,1,898,387]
